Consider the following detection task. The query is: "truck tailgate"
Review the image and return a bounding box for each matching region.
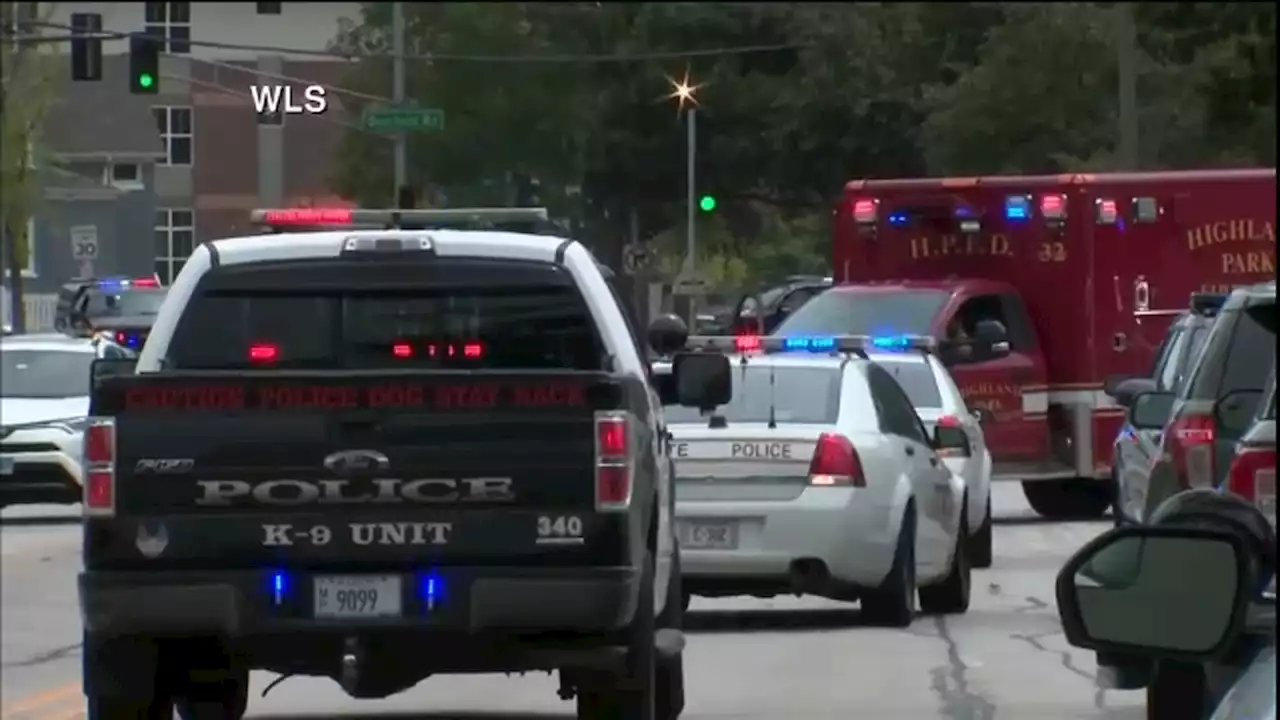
[86,371,632,570]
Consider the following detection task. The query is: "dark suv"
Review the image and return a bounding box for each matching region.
[1131,282,1277,514]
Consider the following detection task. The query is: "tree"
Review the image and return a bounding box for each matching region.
[2,1,62,332]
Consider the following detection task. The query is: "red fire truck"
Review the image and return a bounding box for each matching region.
[801,169,1275,518]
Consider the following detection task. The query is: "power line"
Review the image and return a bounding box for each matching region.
[28,20,809,63]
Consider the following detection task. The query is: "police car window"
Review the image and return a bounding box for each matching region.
[774,289,947,337]
[1,349,95,398]
[664,366,840,425]
[1172,326,1211,393]
[867,365,929,444]
[875,358,943,408]
[166,285,604,371]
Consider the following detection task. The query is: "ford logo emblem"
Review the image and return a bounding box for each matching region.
[323,449,390,475]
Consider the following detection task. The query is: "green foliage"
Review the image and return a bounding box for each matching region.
[328,1,1275,288]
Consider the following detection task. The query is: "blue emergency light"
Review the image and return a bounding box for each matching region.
[1004,195,1032,221]
[689,334,938,355]
[95,276,160,292]
[887,211,910,227]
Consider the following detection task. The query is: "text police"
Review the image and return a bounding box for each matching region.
[196,477,515,507]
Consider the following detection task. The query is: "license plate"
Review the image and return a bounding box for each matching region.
[313,575,402,619]
[0,456,13,476]
[679,521,738,550]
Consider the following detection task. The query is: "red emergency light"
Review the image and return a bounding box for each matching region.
[248,343,280,362]
[734,335,763,353]
[851,198,879,224]
[261,208,355,226]
[1039,194,1067,220]
[1095,198,1119,225]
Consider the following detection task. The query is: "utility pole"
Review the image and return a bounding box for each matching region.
[684,106,697,327]
[2,1,32,333]
[1116,3,1139,169]
[391,1,408,200]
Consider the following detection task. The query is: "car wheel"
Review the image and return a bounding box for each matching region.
[968,494,993,569]
[860,503,917,628]
[1022,479,1112,519]
[175,666,249,720]
[919,508,971,615]
[576,550,662,720]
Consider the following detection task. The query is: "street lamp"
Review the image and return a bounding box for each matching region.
[665,70,705,326]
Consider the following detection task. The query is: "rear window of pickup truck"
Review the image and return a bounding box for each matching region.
[165,265,606,371]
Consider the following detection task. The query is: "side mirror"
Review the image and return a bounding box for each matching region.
[91,357,138,387]
[1104,373,1137,398]
[1128,391,1176,430]
[671,351,732,409]
[1055,525,1250,662]
[931,422,971,457]
[1109,376,1157,408]
[973,319,1007,345]
[647,313,689,357]
[1213,388,1264,439]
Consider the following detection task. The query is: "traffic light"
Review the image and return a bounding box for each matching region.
[128,32,161,94]
[70,13,103,81]
[698,194,717,213]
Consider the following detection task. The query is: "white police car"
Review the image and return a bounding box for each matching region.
[0,332,135,507]
[872,349,994,568]
[665,334,971,627]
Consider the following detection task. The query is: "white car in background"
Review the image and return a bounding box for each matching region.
[873,351,994,568]
[0,332,135,507]
[664,334,970,628]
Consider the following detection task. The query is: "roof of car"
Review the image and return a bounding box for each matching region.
[0,334,99,353]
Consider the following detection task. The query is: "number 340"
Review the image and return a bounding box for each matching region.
[1038,242,1067,262]
[537,515,583,538]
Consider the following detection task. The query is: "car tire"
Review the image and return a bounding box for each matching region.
[1022,479,1111,519]
[860,503,917,628]
[577,548,683,720]
[1147,661,1208,720]
[175,666,250,720]
[919,509,971,615]
[968,494,993,569]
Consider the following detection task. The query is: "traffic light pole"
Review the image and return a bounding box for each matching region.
[685,106,697,327]
[391,2,408,200]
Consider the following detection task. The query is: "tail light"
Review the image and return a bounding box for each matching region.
[83,419,116,517]
[1225,444,1276,526]
[852,198,879,224]
[808,432,865,487]
[595,412,633,511]
[933,415,972,458]
[1166,413,1216,488]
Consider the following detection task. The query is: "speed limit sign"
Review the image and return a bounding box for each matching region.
[70,225,99,260]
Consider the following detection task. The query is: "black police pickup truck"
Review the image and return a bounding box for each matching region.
[79,208,731,720]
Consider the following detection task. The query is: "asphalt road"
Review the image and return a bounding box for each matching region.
[0,485,1144,720]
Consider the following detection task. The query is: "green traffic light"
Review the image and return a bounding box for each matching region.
[698,195,717,212]
[138,72,154,88]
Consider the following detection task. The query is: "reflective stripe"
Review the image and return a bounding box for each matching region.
[1021,388,1121,413]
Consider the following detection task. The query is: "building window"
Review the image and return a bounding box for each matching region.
[144,1,191,54]
[256,2,282,15]
[154,208,195,284]
[105,162,143,189]
[153,106,193,166]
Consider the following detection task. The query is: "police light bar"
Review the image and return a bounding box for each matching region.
[686,334,938,355]
[95,275,161,290]
[249,207,550,230]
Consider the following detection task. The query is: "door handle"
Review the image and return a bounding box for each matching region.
[905,446,916,457]
[929,457,940,468]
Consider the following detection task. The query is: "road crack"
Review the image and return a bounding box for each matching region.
[1008,631,1107,709]
[3,641,82,668]
[928,616,999,720]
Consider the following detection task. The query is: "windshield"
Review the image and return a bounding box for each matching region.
[875,358,943,408]
[86,289,167,318]
[167,282,604,371]
[1,349,93,398]
[665,365,841,425]
[773,290,948,337]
